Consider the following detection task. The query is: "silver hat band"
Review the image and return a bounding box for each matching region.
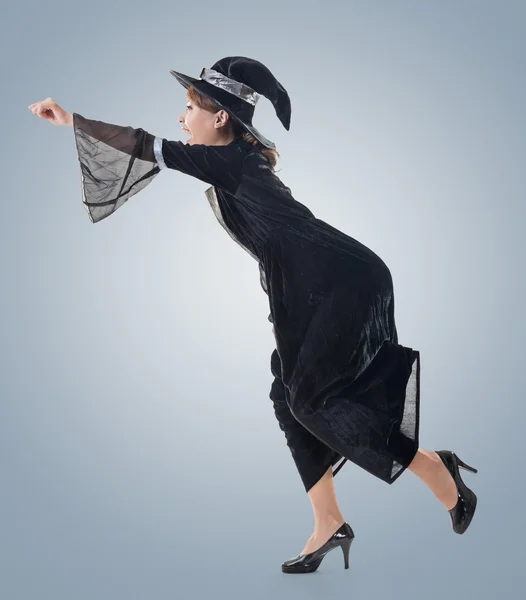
[199,67,260,106]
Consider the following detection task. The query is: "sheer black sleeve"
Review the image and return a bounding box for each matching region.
[72,113,161,223]
[72,113,245,223]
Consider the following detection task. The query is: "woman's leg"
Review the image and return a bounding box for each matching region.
[407,448,459,510]
[299,448,459,556]
[300,465,346,555]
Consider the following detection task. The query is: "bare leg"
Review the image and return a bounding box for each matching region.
[300,465,346,555]
[299,448,459,555]
[407,448,459,510]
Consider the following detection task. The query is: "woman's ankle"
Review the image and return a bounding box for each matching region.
[313,514,345,534]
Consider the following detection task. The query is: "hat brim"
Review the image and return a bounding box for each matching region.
[169,69,276,150]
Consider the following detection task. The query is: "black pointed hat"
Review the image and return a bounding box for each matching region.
[169,56,291,149]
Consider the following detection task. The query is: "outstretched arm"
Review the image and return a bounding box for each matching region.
[72,113,245,223]
[72,113,161,223]
[28,99,245,223]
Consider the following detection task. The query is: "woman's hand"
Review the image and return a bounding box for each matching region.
[28,98,73,127]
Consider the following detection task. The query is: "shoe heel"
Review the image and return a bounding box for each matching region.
[456,455,478,473]
[341,539,353,569]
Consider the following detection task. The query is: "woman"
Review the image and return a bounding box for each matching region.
[29,56,478,574]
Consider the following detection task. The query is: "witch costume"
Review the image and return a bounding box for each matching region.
[71,56,421,493]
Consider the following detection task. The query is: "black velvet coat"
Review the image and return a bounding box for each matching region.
[72,113,421,492]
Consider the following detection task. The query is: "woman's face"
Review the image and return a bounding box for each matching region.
[178,96,229,145]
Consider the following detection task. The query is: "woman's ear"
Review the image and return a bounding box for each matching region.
[214,109,229,129]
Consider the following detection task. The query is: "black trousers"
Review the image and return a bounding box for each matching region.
[269,342,420,493]
[269,348,348,492]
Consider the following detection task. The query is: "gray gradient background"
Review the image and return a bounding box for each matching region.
[2,0,524,598]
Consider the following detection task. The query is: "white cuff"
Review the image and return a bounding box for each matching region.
[153,136,167,169]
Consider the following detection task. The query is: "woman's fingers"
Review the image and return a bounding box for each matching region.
[29,97,53,116]
[28,98,71,126]
[29,101,45,117]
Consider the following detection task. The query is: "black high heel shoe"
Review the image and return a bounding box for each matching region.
[435,450,478,535]
[281,522,355,574]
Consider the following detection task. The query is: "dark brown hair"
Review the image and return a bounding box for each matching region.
[187,86,279,170]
